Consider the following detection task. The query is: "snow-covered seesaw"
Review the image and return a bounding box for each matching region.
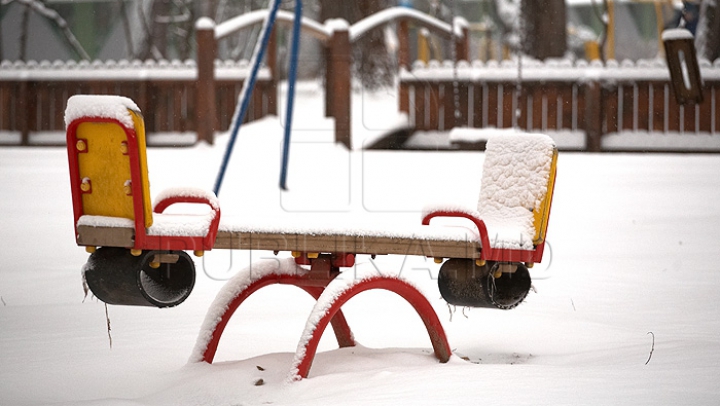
[66,95,557,379]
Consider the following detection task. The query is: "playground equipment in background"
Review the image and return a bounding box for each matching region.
[65,94,557,379]
[662,28,704,105]
[212,0,301,195]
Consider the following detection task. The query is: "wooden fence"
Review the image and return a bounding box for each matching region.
[0,59,274,146]
[1,8,467,148]
[400,59,720,151]
[5,7,719,152]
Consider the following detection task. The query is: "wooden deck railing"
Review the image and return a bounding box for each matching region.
[400,59,720,151]
[0,59,273,146]
[1,8,468,148]
[4,8,719,152]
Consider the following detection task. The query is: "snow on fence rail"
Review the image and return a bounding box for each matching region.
[400,58,720,151]
[0,59,273,146]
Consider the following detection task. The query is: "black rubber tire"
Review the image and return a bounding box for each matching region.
[84,247,195,308]
[438,259,531,309]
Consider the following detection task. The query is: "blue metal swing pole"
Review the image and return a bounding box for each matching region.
[213,0,283,196]
[279,0,302,190]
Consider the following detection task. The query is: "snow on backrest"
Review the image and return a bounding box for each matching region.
[65,95,140,129]
[66,95,153,228]
[477,132,556,249]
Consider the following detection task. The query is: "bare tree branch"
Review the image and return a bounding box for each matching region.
[154,0,191,24]
[5,0,91,60]
[117,0,134,57]
[697,0,720,61]
[136,1,150,58]
[19,3,30,61]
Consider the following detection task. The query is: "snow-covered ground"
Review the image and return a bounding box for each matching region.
[1,84,720,405]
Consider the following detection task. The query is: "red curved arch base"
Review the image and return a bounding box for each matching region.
[291,276,452,380]
[201,273,355,364]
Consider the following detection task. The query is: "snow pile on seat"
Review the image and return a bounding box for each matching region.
[147,187,219,237]
[154,187,220,211]
[189,258,309,363]
[147,212,217,237]
[77,215,134,228]
[478,132,555,249]
[64,94,140,129]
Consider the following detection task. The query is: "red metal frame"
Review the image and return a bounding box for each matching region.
[195,260,451,380]
[66,117,220,252]
[147,194,221,251]
[291,275,451,380]
[421,210,547,263]
[200,272,356,364]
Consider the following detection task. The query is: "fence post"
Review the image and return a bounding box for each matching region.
[398,19,410,115]
[454,19,469,62]
[19,80,30,146]
[324,31,334,118]
[398,19,410,70]
[328,21,351,149]
[196,18,216,145]
[584,81,603,152]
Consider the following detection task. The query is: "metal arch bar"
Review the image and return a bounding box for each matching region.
[291,275,451,380]
[200,272,355,364]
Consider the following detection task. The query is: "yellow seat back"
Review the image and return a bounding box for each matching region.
[531,149,557,245]
[68,98,153,228]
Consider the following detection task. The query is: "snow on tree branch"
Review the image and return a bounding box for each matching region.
[3,0,91,60]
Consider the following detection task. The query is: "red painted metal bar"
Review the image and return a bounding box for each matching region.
[201,273,355,364]
[292,276,451,380]
[149,194,222,252]
[421,210,546,263]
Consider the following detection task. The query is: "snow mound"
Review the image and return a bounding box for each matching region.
[77,215,134,228]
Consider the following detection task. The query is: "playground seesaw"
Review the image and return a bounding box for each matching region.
[66,95,557,379]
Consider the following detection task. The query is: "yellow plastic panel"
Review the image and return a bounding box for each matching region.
[532,149,558,245]
[76,110,153,228]
[130,110,153,228]
[76,122,135,221]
